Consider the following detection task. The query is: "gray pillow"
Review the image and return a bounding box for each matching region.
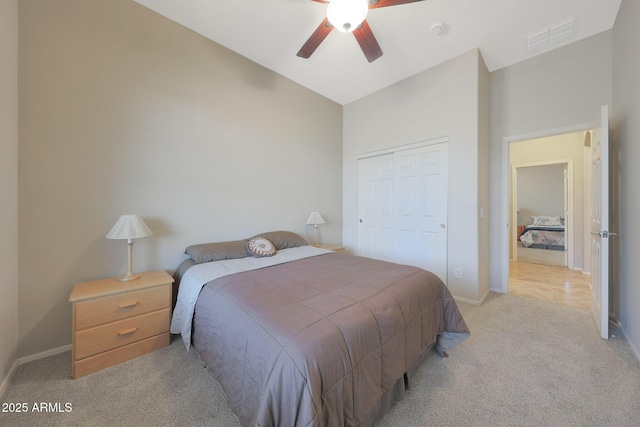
[246,231,309,250]
[185,240,249,263]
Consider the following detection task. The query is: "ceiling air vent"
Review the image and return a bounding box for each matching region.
[526,17,576,54]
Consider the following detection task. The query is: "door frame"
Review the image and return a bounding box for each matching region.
[511,159,574,269]
[355,136,449,161]
[500,122,598,294]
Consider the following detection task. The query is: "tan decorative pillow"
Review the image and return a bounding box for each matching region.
[247,237,276,257]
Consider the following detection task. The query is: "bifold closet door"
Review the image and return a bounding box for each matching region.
[357,142,449,283]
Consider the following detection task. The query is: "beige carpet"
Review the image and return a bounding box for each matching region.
[2,293,639,426]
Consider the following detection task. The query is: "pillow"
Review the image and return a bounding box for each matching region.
[531,215,563,226]
[246,231,309,250]
[247,237,277,257]
[185,240,249,263]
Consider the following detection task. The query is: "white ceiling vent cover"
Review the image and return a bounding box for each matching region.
[550,18,576,44]
[526,17,577,54]
[527,28,549,52]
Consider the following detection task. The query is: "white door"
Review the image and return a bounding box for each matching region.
[357,153,395,262]
[357,142,449,283]
[590,105,610,339]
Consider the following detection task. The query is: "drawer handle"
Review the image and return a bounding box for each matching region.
[118,300,139,309]
[118,327,138,336]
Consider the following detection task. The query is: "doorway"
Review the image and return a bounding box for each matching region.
[511,160,572,268]
[502,128,595,309]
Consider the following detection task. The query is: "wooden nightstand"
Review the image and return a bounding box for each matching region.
[69,270,174,379]
[316,244,345,253]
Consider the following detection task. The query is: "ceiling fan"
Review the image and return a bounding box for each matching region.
[297,0,426,63]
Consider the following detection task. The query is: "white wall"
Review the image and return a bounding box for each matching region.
[490,31,613,292]
[18,0,343,357]
[0,0,19,394]
[343,49,489,303]
[612,0,640,358]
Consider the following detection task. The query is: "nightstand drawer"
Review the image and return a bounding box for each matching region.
[72,333,170,379]
[74,308,170,360]
[75,284,170,330]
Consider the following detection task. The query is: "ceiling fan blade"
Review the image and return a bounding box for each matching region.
[353,20,383,63]
[369,0,426,9]
[297,18,334,59]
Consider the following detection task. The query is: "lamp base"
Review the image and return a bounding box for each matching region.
[117,273,140,282]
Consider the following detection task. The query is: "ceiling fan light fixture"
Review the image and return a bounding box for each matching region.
[327,0,369,33]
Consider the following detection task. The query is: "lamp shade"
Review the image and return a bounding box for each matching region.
[327,0,369,33]
[306,212,326,225]
[106,214,153,240]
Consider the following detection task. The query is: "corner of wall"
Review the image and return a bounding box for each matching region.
[0,0,19,397]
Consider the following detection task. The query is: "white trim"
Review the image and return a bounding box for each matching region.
[454,288,490,305]
[0,359,19,398]
[18,344,71,365]
[500,121,599,294]
[0,345,71,398]
[355,136,449,160]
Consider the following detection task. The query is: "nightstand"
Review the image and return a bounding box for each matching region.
[316,244,345,253]
[69,270,174,379]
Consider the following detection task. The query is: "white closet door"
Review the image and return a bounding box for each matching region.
[357,153,395,262]
[357,142,449,283]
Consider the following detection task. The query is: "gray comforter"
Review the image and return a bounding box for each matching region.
[192,252,469,426]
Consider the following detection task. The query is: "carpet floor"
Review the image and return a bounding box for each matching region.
[2,293,639,426]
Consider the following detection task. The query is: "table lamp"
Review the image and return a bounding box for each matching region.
[106,214,153,282]
[306,211,325,246]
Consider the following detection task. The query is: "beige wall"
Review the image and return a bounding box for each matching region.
[477,53,491,303]
[613,0,640,358]
[0,0,19,391]
[490,31,613,292]
[343,49,490,303]
[18,0,343,357]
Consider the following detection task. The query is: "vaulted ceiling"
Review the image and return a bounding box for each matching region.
[134,0,621,105]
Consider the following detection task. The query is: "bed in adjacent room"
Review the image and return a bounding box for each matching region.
[171,231,469,427]
[519,215,565,251]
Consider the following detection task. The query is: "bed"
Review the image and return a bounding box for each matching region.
[171,231,469,427]
[519,215,565,251]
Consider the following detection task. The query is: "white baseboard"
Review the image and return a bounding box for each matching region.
[18,344,71,365]
[0,359,19,399]
[478,288,491,304]
[0,344,71,398]
[454,296,481,305]
[454,288,492,306]
[490,285,506,294]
